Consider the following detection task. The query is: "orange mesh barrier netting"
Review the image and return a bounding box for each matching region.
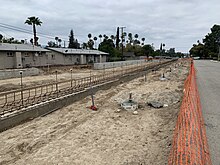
[168,61,212,165]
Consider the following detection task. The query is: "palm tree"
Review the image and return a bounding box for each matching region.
[98,34,102,43]
[128,33,133,44]
[25,16,42,46]
[55,37,59,46]
[134,34,138,39]
[134,34,139,45]
[94,36,97,49]
[88,33,92,40]
[110,35,115,40]
[141,38,145,45]
[58,38,62,47]
[104,35,108,40]
[123,32,127,38]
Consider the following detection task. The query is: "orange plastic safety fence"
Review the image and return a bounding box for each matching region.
[168,61,212,165]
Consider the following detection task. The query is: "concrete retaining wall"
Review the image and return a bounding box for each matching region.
[0,68,39,80]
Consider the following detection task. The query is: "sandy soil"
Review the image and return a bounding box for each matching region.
[0,60,189,165]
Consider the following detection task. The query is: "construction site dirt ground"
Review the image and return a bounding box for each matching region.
[0,60,189,165]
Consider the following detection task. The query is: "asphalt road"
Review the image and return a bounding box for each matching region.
[194,60,220,165]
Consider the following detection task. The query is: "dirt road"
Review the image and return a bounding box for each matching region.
[0,60,189,165]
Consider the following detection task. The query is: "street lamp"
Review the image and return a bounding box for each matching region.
[19,71,23,105]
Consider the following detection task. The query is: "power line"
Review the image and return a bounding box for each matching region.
[0,22,69,42]
[0,29,13,38]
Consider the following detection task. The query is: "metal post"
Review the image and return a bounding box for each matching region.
[90,70,92,86]
[129,92,132,102]
[103,64,105,79]
[91,94,95,107]
[121,63,123,76]
[20,71,23,106]
[70,69,73,87]
[47,64,49,73]
[55,70,58,97]
[113,63,115,77]
[144,66,147,82]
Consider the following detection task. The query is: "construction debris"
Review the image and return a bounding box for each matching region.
[147,101,164,108]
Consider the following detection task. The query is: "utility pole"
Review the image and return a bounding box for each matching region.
[120,26,126,60]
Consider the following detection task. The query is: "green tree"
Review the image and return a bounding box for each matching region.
[99,38,120,59]
[189,43,205,58]
[87,39,94,49]
[189,24,220,59]
[25,16,42,46]
[141,44,154,57]
[203,24,220,58]
[0,34,3,42]
[82,42,88,49]
[47,41,56,47]
[68,29,79,48]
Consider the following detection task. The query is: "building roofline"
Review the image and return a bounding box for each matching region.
[46,47,109,55]
[0,43,50,52]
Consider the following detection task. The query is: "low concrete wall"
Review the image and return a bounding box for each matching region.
[94,60,146,70]
[0,68,39,80]
[94,60,161,70]
[0,60,175,132]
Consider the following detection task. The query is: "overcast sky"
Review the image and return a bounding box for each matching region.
[0,0,220,52]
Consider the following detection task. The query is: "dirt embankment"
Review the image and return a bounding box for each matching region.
[0,60,189,165]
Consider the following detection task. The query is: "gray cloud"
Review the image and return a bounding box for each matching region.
[0,0,220,52]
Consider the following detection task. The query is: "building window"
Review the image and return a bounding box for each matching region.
[51,54,55,60]
[38,52,43,57]
[24,52,29,57]
[7,52,14,57]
